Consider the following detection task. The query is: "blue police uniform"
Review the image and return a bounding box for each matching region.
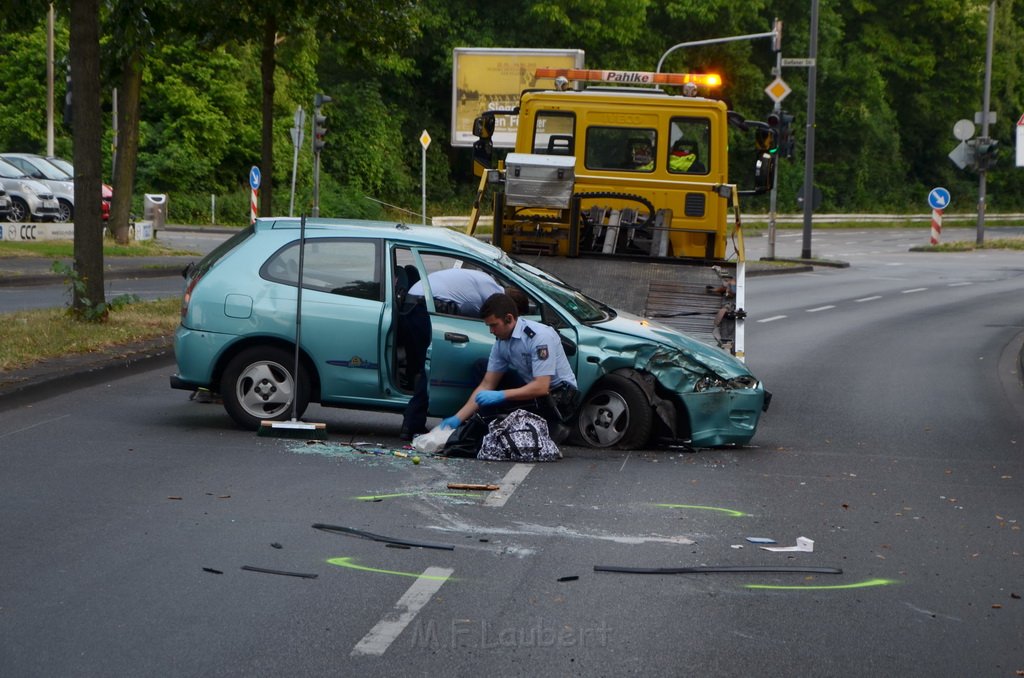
[487,317,577,389]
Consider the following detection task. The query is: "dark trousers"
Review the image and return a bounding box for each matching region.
[400,303,431,432]
[471,359,577,438]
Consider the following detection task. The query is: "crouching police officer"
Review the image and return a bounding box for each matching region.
[440,292,578,443]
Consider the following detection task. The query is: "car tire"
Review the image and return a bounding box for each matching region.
[222,346,310,430]
[56,199,73,223]
[7,197,28,223]
[577,373,653,449]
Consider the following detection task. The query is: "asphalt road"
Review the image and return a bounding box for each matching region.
[1,227,1022,676]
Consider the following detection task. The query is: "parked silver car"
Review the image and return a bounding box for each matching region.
[0,158,61,222]
[0,180,11,220]
[0,153,74,222]
[44,156,113,222]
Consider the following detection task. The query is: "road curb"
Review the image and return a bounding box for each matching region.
[0,336,175,410]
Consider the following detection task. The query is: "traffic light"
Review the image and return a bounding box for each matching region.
[778,110,795,159]
[312,93,332,154]
[63,65,72,128]
[755,113,779,153]
[975,138,999,170]
[312,111,327,153]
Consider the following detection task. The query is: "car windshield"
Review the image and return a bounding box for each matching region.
[497,254,612,323]
[0,159,28,179]
[21,158,70,180]
[47,157,74,175]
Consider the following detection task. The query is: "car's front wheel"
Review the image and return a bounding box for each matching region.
[56,199,73,223]
[577,374,653,449]
[222,346,310,430]
[7,197,28,222]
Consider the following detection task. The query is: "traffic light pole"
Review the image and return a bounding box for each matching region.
[800,0,820,260]
[311,93,331,218]
[767,48,783,260]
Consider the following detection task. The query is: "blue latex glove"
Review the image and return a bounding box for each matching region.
[440,415,462,430]
[475,390,506,407]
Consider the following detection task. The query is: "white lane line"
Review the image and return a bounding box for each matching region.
[806,305,835,313]
[0,414,71,440]
[854,295,882,302]
[902,287,928,294]
[351,566,454,656]
[948,282,973,287]
[757,315,787,323]
[484,463,534,507]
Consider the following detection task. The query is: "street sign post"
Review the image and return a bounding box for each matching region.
[249,166,261,224]
[289,106,305,217]
[927,187,950,245]
[1017,113,1024,168]
[420,130,431,225]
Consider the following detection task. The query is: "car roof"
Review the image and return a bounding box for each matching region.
[254,217,502,261]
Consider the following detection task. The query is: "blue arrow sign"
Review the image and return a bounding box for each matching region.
[249,166,261,191]
[927,187,950,210]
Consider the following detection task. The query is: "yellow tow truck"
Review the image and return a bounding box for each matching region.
[465,67,777,358]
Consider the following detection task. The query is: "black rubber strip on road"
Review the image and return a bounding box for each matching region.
[594,565,843,575]
[241,565,318,579]
[312,523,455,551]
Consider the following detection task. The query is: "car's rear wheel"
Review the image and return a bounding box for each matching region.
[56,199,73,223]
[7,197,28,222]
[577,373,653,449]
[222,346,310,430]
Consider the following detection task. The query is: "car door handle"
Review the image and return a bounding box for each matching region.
[444,332,469,344]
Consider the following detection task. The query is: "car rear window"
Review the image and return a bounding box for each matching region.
[263,238,382,301]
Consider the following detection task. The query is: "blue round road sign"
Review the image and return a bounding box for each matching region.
[249,166,261,191]
[927,187,950,210]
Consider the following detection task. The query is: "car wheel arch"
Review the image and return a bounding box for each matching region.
[211,337,321,403]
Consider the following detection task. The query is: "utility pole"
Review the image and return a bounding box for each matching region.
[800,0,820,260]
[46,4,54,157]
[976,0,996,245]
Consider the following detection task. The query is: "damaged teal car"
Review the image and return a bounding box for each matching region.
[171,218,769,449]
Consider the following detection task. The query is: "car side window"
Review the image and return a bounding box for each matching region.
[263,238,382,301]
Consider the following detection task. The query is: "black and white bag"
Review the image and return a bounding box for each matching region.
[477,410,560,462]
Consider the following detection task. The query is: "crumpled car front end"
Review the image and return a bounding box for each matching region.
[585,313,769,448]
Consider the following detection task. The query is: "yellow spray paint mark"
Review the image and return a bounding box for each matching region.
[745,578,899,591]
[327,557,456,582]
[655,503,747,518]
[354,492,479,501]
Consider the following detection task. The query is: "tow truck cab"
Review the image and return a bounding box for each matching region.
[472,68,774,261]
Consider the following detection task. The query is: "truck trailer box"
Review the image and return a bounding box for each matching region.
[504,153,576,209]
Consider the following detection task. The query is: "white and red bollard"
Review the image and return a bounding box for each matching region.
[930,208,942,245]
[250,187,258,225]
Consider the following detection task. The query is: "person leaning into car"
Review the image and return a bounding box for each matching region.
[400,268,503,439]
[440,292,578,442]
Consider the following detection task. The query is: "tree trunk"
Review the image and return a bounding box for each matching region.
[70,0,105,319]
[112,49,143,245]
[259,15,277,217]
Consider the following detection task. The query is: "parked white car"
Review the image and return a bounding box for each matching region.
[1,153,75,222]
[0,158,60,222]
[0,180,12,220]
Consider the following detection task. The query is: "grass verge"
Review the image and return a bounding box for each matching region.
[0,298,179,373]
[0,238,195,258]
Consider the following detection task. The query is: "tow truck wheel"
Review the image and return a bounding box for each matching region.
[577,374,652,449]
[222,346,310,430]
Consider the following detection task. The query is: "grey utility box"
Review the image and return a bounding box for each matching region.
[504,153,576,209]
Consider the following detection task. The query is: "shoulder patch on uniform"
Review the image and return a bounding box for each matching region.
[536,345,549,360]
[524,325,536,338]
